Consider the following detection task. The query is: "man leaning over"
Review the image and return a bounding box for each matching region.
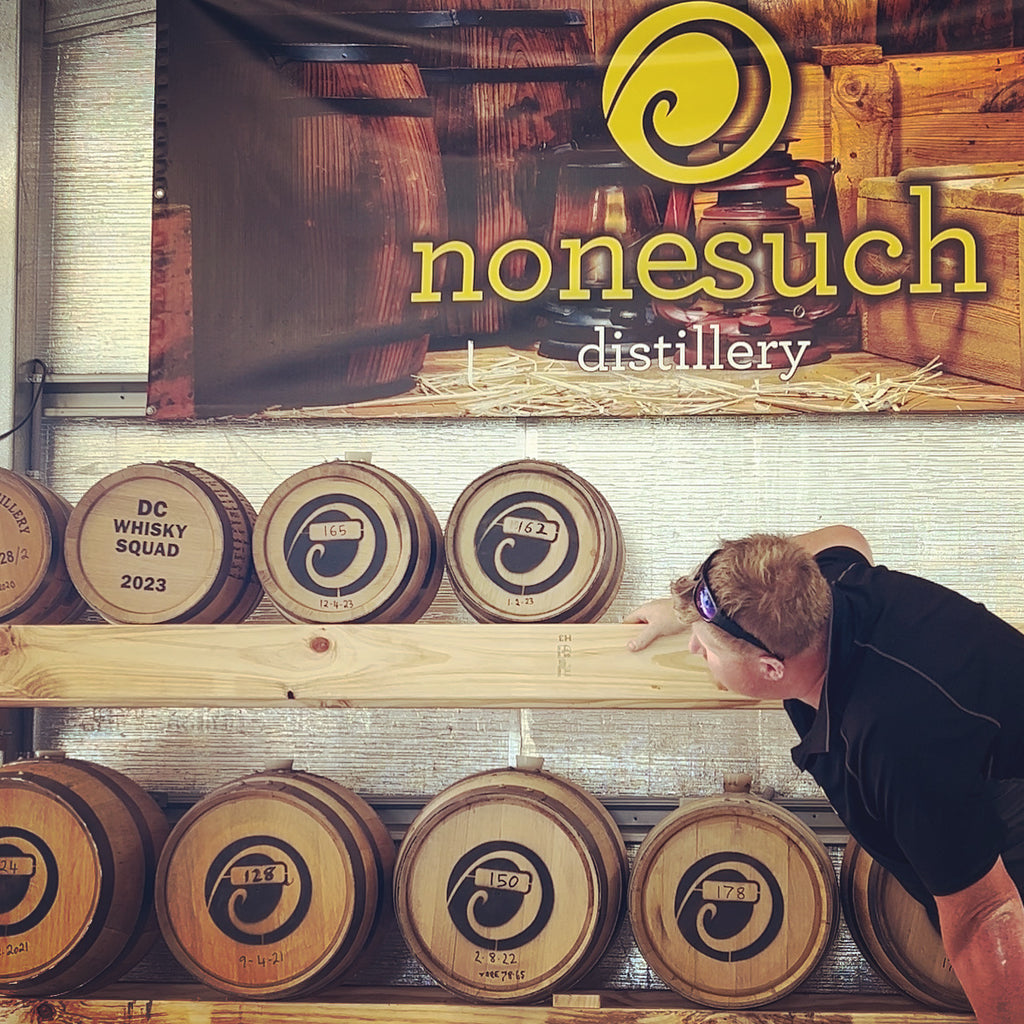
[626,525,1024,1024]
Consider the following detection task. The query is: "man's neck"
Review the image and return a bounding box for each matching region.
[782,641,829,709]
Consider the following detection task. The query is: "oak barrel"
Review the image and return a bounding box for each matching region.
[253,460,443,623]
[444,459,622,623]
[177,32,448,414]
[0,753,169,996]
[155,766,394,999]
[64,461,261,624]
[629,791,839,1008]
[840,838,969,1011]
[0,468,85,625]
[393,764,627,1003]
[417,10,599,345]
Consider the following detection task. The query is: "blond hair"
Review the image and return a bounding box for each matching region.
[670,533,831,659]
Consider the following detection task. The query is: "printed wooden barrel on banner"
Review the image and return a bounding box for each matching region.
[444,459,622,623]
[253,460,443,623]
[628,791,839,1008]
[416,10,599,345]
[0,753,169,996]
[0,468,86,624]
[178,33,448,414]
[64,461,261,624]
[840,838,970,1011]
[268,44,448,399]
[393,765,627,1003]
[155,767,395,999]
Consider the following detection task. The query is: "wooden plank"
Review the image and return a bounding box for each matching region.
[0,623,768,710]
[830,62,896,235]
[788,63,832,162]
[0,988,977,1024]
[896,112,1024,169]
[147,205,195,421]
[888,49,1024,116]
[886,50,1024,172]
[896,161,1024,183]
[859,188,1024,389]
[813,43,884,66]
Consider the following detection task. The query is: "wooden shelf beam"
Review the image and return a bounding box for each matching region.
[0,987,977,1023]
[0,623,773,710]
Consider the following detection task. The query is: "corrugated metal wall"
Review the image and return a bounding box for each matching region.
[13,0,1024,1000]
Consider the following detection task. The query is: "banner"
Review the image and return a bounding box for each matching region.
[147,0,1024,418]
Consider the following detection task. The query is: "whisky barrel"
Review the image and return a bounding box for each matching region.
[180,33,448,415]
[163,461,265,624]
[444,460,622,623]
[0,469,86,624]
[629,791,839,1008]
[417,10,599,346]
[840,838,969,1011]
[393,764,627,1003]
[253,460,443,623]
[64,462,260,624]
[0,753,168,996]
[155,766,394,999]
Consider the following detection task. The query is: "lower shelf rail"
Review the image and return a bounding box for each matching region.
[0,987,976,1024]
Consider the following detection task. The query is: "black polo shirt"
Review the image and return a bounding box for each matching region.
[785,546,1024,897]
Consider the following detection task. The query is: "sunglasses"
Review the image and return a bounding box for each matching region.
[692,550,783,660]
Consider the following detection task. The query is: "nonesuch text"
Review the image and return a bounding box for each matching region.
[411,186,987,308]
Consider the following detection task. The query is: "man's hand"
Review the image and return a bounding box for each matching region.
[623,598,687,651]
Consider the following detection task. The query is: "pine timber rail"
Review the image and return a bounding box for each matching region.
[0,987,978,1023]
[0,623,768,709]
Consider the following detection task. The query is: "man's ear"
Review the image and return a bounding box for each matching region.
[759,655,785,682]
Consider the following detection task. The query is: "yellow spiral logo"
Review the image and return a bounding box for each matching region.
[603,2,792,184]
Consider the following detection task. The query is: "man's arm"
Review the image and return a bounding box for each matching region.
[792,525,874,563]
[934,856,1024,1023]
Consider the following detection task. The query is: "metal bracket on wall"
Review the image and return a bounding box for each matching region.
[37,372,149,419]
[22,370,148,478]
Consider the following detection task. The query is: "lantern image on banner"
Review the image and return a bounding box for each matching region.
[534,148,664,361]
[650,139,851,368]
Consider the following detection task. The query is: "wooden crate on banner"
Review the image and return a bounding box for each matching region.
[859,166,1024,388]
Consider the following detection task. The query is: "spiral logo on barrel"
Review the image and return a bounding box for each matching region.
[446,841,555,950]
[282,494,386,597]
[0,829,59,935]
[603,1,792,184]
[473,494,579,597]
[204,836,312,945]
[674,852,785,961]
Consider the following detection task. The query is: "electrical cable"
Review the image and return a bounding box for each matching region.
[0,358,49,442]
